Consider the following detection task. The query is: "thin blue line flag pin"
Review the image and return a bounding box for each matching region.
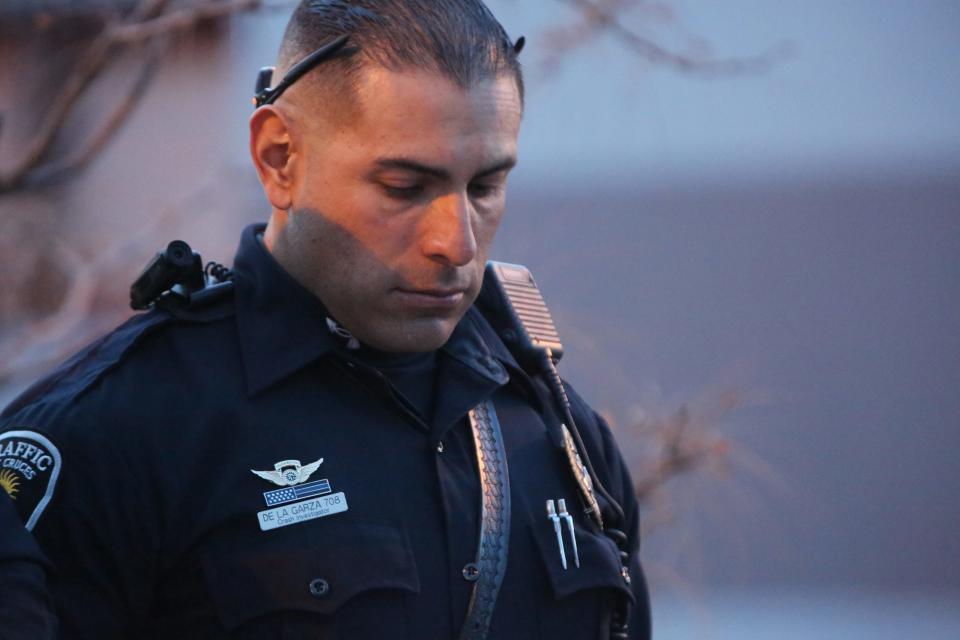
[252,458,331,506]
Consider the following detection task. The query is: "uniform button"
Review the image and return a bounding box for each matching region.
[308,578,331,598]
[462,562,480,582]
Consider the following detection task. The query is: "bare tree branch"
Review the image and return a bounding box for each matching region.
[545,0,792,76]
[25,37,168,186]
[110,0,260,44]
[0,0,265,194]
[632,390,736,505]
[0,29,113,192]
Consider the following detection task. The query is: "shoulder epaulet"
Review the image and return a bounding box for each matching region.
[2,282,237,419]
[1,311,173,418]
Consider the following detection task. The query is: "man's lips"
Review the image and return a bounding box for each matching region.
[394,287,468,310]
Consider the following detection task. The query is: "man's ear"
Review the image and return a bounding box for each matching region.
[250,106,297,211]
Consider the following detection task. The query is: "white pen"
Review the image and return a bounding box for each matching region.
[557,499,580,568]
[545,499,567,570]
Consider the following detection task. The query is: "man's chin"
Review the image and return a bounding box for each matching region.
[366,316,459,353]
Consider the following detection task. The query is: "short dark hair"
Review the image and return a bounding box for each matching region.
[277,0,524,103]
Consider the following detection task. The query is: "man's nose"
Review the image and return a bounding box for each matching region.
[420,192,477,267]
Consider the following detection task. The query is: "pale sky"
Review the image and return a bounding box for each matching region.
[489,0,960,185]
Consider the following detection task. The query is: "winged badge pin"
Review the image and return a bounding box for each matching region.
[251,458,323,487]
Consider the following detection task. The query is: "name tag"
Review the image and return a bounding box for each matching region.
[257,492,348,531]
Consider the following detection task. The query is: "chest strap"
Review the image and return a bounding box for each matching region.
[459,399,511,640]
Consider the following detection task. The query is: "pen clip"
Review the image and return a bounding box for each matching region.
[546,499,567,570]
[557,498,580,569]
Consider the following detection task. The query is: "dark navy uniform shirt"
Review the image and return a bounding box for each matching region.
[0,224,651,639]
[0,491,57,640]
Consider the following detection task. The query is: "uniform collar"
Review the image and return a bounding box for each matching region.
[233,223,340,396]
[232,222,540,410]
[429,306,544,435]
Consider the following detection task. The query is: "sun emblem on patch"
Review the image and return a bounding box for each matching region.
[0,469,20,499]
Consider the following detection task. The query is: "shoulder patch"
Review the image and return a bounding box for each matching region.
[0,430,61,530]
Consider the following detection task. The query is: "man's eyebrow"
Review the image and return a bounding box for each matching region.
[373,156,517,180]
[475,157,517,178]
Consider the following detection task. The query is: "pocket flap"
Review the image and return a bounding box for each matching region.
[201,522,419,629]
[530,520,635,605]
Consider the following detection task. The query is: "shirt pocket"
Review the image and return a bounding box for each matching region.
[200,521,420,639]
[529,519,635,639]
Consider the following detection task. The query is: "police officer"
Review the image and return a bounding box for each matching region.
[0,490,57,640]
[0,1,651,638]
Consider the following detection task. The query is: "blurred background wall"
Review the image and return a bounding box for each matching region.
[1,1,958,637]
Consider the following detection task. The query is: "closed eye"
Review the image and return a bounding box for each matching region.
[468,178,505,200]
[381,183,425,200]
